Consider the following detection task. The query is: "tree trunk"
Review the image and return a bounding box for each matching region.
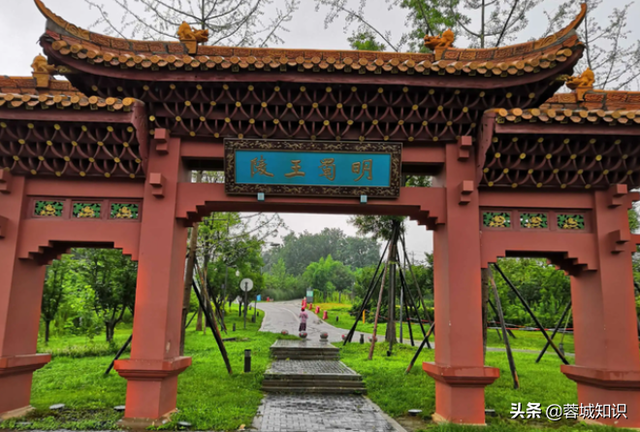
[180,171,202,355]
[196,307,204,331]
[105,322,115,343]
[202,281,210,335]
[385,224,400,344]
[482,268,490,360]
[45,320,51,343]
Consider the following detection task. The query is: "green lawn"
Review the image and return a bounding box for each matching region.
[1,305,286,431]
[314,302,575,354]
[339,341,625,432]
[0,303,602,432]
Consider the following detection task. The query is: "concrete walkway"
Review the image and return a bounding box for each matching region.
[256,300,574,357]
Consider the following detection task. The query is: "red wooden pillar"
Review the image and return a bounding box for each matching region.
[0,173,51,419]
[423,138,499,425]
[562,186,640,427]
[114,134,192,427]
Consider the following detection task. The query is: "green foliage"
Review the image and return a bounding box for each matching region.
[263,228,380,275]
[349,215,405,241]
[72,249,137,342]
[6,305,283,431]
[303,255,355,296]
[348,30,386,51]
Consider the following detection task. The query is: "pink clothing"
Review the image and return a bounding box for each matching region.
[299,311,308,324]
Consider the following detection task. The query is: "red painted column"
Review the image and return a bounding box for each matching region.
[114,135,191,427]
[0,173,50,419]
[562,186,640,428]
[423,139,499,425]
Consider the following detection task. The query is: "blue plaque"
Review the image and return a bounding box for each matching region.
[225,140,401,198]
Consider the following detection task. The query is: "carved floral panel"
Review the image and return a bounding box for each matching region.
[557,214,585,230]
[110,203,139,220]
[483,212,511,228]
[73,203,101,219]
[34,201,64,217]
[520,213,548,229]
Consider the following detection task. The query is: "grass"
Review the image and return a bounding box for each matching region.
[1,305,287,431]
[339,341,624,432]
[1,303,594,432]
[313,302,575,353]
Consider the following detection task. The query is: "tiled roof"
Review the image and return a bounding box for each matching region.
[491,90,640,126]
[35,0,586,78]
[0,76,140,112]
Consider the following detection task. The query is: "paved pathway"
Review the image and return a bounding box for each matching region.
[257,300,575,357]
[253,394,397,432]
[257,300,384,343]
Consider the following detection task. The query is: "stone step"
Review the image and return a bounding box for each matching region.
[261,385,367,395]
[271,353,340,360]
[263,373,362,382]
[262,379,366,389]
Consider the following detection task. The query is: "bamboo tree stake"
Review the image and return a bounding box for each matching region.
[405,322,435,373]
[493,263,569,365]
[369,260,390,360]
[535,301,572,363]
[400,232,433,324]
[192,280,233,374]
[344,236,391,345]
[488,268,519,389]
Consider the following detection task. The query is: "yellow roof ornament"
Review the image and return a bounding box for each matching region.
[565,68,595,101]
[31,54,57,88]
[424,29,455,51]
[178,22,209,55]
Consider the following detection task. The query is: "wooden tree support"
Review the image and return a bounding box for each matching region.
[192,280,233,374]
[405,322,435,374]
[492,263,570,365]
[344,236,391,345]
[535,301,572,363]
[488,268,519,390]
[104,334,133,376]
[487,299,516,339]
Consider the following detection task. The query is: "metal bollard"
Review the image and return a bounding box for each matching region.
[244,349,252,373]
[359,334,364,344]
[233,323,236,332]
[336,316,339,323]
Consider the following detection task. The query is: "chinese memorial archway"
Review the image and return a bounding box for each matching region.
[1,0,640,427]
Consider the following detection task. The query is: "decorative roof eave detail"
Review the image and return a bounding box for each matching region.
[0,92,141,112]
[34,0,586,84]
[489,106,640,127]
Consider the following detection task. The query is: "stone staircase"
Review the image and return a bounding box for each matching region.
[262,340,367,395]
[270,339,340,360]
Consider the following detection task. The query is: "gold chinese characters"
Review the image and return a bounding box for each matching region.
[249,155,374,182]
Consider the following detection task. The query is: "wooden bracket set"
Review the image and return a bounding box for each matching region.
[154,129,171,154]
[0,170,12,194]
[457,136,473,161]
[608,184,627,208]
[0,215,7,239]
[149,173,166,198]
[459,180,474,205]
[610,229,630,254]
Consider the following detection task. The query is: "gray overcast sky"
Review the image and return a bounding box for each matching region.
[2,0,638,258]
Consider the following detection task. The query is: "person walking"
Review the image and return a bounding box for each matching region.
[299,307,309,332]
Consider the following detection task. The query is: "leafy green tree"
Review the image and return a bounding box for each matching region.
[41,256,71,343]
[75,249,137,342]
[303,255,355,300]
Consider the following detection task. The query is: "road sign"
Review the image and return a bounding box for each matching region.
[240,278,254,292]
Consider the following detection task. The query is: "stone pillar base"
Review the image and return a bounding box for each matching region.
[114,356,191,425]
[0,354,51,417]
[562,365,640,428]
[423,362,500,425]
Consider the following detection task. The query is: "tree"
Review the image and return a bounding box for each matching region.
[545,1,640,90]
[41,256,71,343]
[316,0,640,90]
[263,228,380,275]
[76,249,137,343]
[85,0,300,48]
